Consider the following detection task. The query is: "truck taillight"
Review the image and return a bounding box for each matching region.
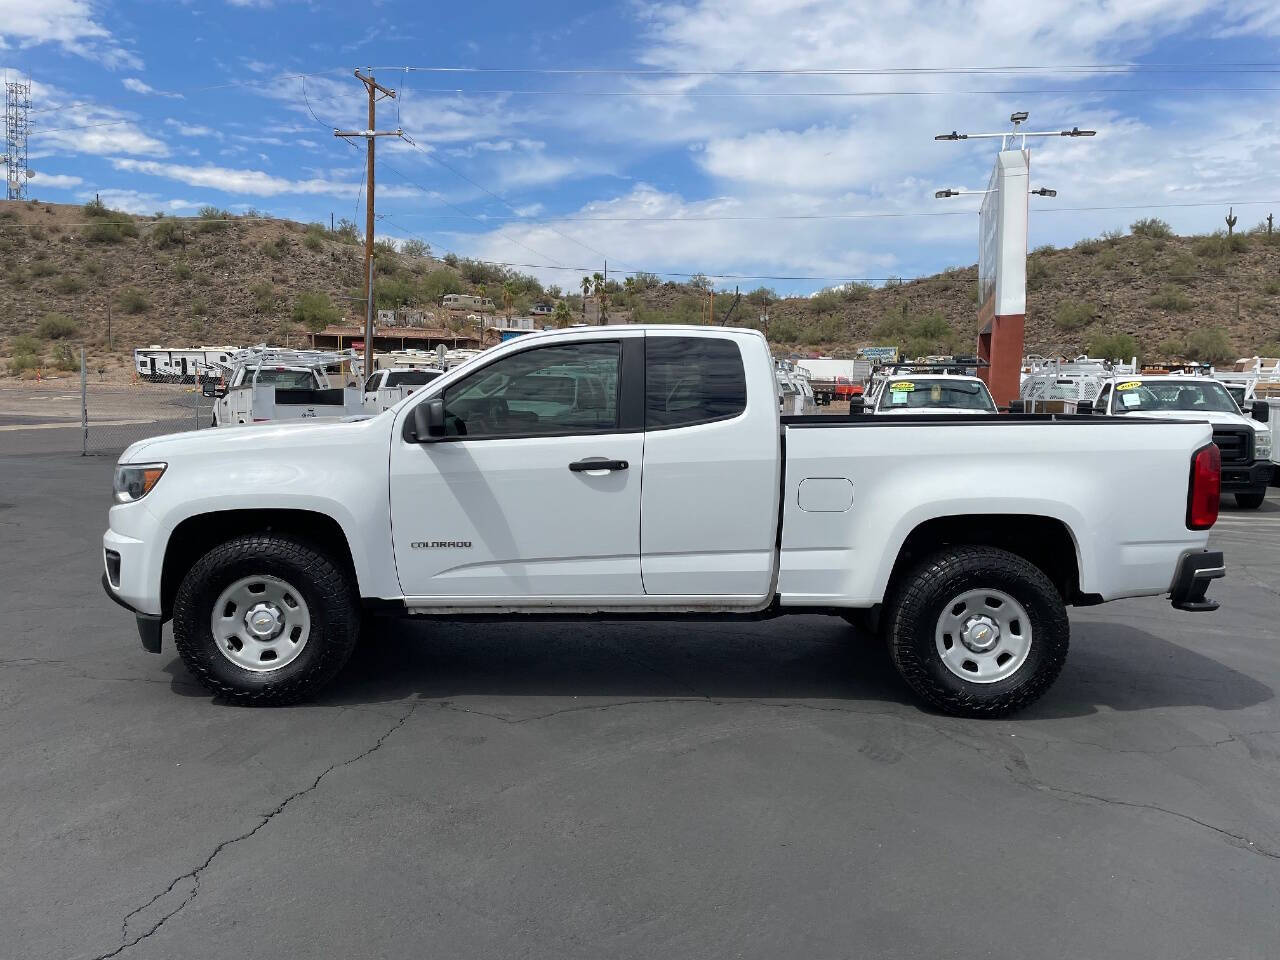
[1186,443,1220,530]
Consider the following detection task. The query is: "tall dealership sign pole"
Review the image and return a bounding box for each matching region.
[935,113,1094,406]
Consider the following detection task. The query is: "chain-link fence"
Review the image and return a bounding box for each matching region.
[79,351,216,455]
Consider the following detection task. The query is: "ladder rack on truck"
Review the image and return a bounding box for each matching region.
[207,347,366,427]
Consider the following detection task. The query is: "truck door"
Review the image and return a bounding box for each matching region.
[640,333,780,598]
[390,334,645,602]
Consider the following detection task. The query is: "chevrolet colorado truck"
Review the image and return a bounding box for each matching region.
[103,326,1226,717]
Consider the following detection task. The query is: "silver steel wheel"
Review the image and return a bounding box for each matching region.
[210,575,311,673]
[934,587,1032,684]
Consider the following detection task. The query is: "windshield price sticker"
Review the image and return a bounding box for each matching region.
[890,381,915,392]
[1116,381,1142,391]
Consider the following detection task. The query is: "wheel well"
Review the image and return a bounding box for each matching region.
[888,514,1084,603]
[160,509,357,618]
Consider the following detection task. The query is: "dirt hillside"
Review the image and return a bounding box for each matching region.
[2,199,1278,378]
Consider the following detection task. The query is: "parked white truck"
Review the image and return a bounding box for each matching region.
[104,326,1226,717]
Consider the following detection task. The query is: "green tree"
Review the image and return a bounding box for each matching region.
[1185,326,1235,364]
[1087,332,1138,361]
[291,292,340,332]
[580,276,592,318]
[552,301,572,328]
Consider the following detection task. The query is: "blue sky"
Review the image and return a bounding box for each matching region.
[4,0,1280,294]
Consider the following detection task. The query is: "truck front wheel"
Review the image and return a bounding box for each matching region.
[172,534,360,705]
[886,546,1069,718]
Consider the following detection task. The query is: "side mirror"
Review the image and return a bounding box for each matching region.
[1076,400,1094,416]
[848,398,865,415]
[201,379,224,398]
[411,398,447,442]
[1007,399,1025,414]
[1252,402,1269,424]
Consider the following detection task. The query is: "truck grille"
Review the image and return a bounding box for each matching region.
[1212,426,1252,464]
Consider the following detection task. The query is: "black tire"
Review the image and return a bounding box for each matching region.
[1234,490,1266,509]
[886,546,1069,718]
[173,534,360,705]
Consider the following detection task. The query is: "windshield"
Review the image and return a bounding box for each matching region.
[386,370,441,388]
[242,369,317,389]
[1111,380,1239,414]
[877,379,995,411]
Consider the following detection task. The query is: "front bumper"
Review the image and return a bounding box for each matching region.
[1169,550,1225,613]
[102,572,164,653]
[1220,461,1272,492]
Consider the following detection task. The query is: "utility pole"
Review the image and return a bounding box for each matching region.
[335,69,403,378]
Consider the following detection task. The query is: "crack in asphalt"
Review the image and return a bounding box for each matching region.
[89,701,421,960]
[0,657,205,690]
[1000,751,1280,861]
[435,695,1280,862]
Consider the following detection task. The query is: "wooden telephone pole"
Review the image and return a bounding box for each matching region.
[335,69,403,377]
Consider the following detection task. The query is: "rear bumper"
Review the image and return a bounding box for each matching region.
[1220,461,1272,492]
[101,572,163,653]
[1169,550,1225,613]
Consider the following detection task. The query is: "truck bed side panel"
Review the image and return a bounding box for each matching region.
[779,420,1214,606]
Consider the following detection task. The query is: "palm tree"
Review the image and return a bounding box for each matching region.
[501,281,515,320]
[592,272,607,323]
[552,300,572,329]
[579,276,591,318]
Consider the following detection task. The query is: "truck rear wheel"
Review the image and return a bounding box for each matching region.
[173,534,360,705]
[1234,490,1266,509]
[886,546,1068,718]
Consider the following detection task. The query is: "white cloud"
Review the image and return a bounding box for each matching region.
[123,77,183,98]
[108,157,427,201]
[0,0,141,68]
[75,189,204,215]
[29,172,82,189]
[165,118,218,138]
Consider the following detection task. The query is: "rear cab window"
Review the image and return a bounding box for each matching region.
[645,336,747,429]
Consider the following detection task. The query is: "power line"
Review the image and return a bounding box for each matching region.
[394,85,1280,99]
[382,62,1280,77]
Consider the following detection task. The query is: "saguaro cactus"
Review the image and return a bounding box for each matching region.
[1267,213,1274,236]
[1225,207,1238,235]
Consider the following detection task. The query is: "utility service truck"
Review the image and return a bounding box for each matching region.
[104,326,1225,717]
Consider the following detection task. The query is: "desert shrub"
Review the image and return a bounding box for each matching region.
[334,218,360,244]
[36,313,78,339]
[304,225,325,251]
[1053,299,1094,330]
[1101,228,1125,243]
[250,280,277,313]
[117,287,150,314]
[1167,252,1197,285]
[12,333,41,354]
[172,261,192,281]
[52,343,79,371]
[1087,332,1138,361]
[292,291,340,331]
[1027,255,1052,280]
[29,260,57,277]
[1094,248,1120,271]
[1131,217,1173,239]
[1074,237,1105,255]
[194,206,232,233]
[260,235,289,261]
[1157,338,1186,359]
[767,318,799,342]
[86,217,139,243]
[54,275,85,295]
[400,237,430,258]
[422,269,462,301]
[151,219,186,248]
[1185,326,1235,364]
[193,271,212,287]
[8,352,39,374]
[1262,279,1280,296]
[1195,232,1247,259]
[186,296,209,317]
[1149,285,1192,311]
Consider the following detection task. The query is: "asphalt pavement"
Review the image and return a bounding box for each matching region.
[1,452,1277,960]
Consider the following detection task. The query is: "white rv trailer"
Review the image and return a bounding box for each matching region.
[133,345,238,383]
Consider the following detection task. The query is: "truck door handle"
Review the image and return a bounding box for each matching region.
[569,459,629,472]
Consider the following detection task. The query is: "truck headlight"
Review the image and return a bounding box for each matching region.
[113,463,167,503]
[1256,430,1272,461]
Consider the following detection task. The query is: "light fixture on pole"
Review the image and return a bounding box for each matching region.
[932,110,1096,407]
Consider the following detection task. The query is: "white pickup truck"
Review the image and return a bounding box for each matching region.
[103,326,1226,717]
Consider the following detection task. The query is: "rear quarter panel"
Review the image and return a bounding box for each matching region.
[779,419,1214,605]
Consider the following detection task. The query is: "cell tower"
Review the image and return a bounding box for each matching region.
[4,80,33,201]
